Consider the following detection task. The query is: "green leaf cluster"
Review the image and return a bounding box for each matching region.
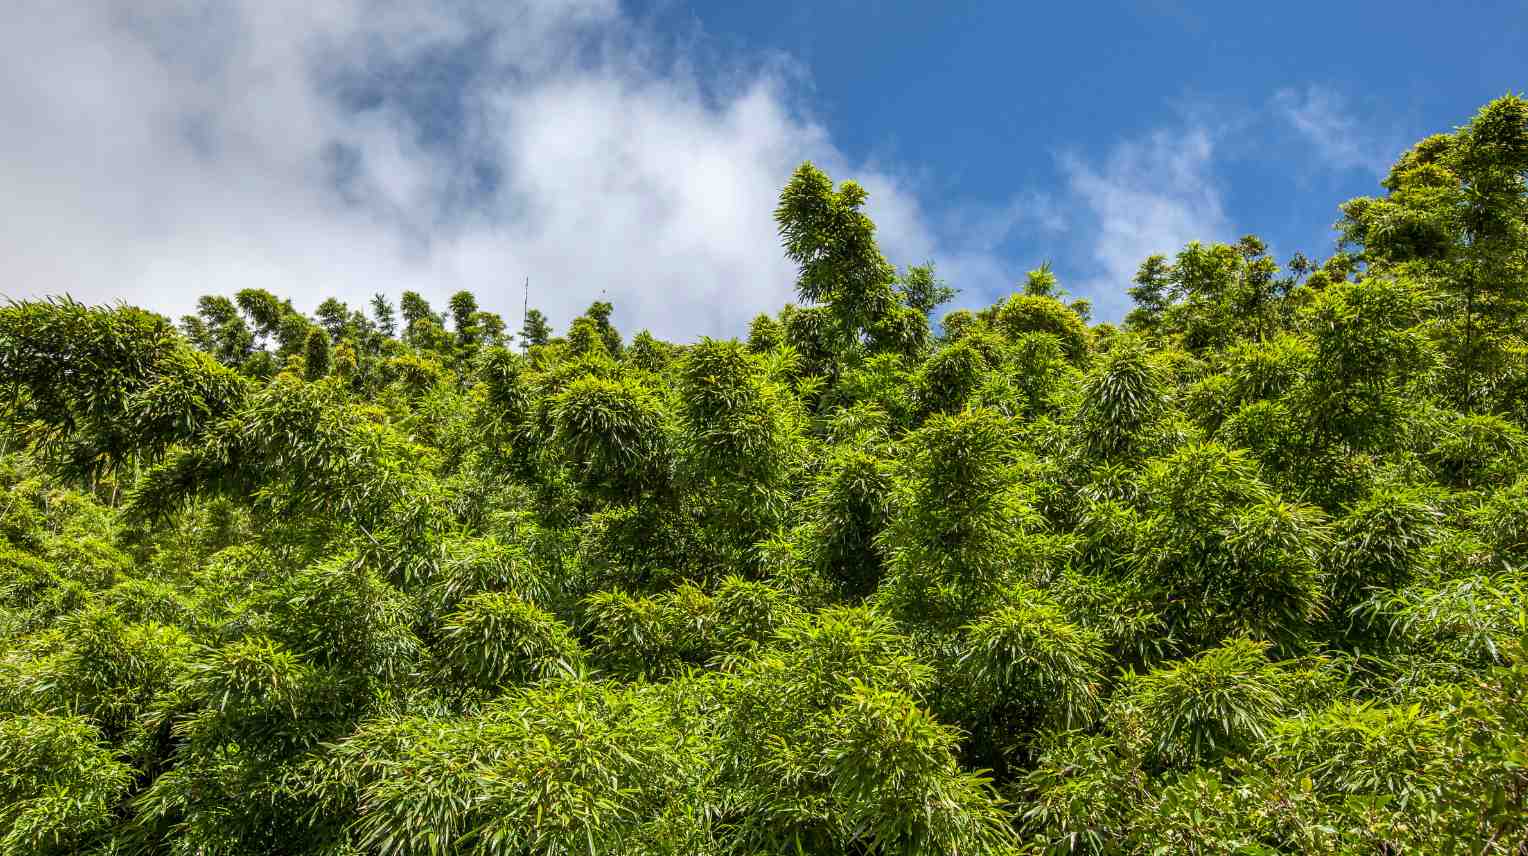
[2,94,1527,855]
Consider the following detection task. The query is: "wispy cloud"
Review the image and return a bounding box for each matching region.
[0,0,1024,339]
[1273,84,1399,177]
[1060,124,1233,318]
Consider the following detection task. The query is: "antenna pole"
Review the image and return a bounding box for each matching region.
[521,276,529,351]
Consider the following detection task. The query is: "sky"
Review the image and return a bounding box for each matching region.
[1,0,1523,340]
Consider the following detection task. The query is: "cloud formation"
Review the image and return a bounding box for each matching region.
[1273,85,1400,177]
[2,1,1369,338]
[1061,125,1233,319]
[0,0,1048,339]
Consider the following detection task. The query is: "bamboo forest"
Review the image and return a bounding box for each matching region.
[2,95,1527,855]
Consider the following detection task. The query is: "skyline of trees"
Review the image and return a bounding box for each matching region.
[0,94,1525,855]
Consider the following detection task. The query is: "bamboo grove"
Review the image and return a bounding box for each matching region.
[2,96,1527,855]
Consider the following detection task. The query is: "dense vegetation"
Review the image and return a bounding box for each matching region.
[2,95,1527,855]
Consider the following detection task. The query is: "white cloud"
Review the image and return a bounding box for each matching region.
[1273,85,1397,177]
[9,0,1346,336]
[0,0,1029,340]
[1061,125,1233,319]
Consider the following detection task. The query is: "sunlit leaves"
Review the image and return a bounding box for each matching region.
[438,592,582,690]
[6,101,1528,855]
[0,297,234,480]
[878,408,1043,626]
[0,715,133,855]
[990,294,1090,364]
[322,681,714,856]
[776,163,899,342]
[183,636,314,718]
[552,375,670,503]
[1076,336,1166,462]
[674,338,803,563]
[959,584,1107,728]
[799,446,895,598]
[1261,700,1451,810]
[1133,443,1327,649]
[825,682,1018,855]
[1112,638,1287,769]
[1426,412,1526,488]
[1327,486,1441,617]
[715,607,1022,853]
[425,535,550,620]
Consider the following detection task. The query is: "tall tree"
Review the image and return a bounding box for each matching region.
[448,290,481,347]
[582,300,623,356]
[775,163,899,349]
[399,291,435,340]
[1340,94,1528,410]
[303,328,332,381]
[315,298,351,342]
[897,263,957,317]
[519,308,551,350]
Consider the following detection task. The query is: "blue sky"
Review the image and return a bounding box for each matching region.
[2,0,1522,337]
[635,0,1525,312]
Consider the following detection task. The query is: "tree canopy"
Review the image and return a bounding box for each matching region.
[1,95,1526,855]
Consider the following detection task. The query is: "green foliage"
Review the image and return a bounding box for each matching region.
[896,262,957,317]
[518,307,552,349]
[822,682,1017,855]
[714,606,1021,853]
[798,446,895,598]
[990,293,1090,363]
[674,338,802,563]
[1327,485,1441,619]
[1426,411,1526,488]
[311,680,715,855]
[1126,236,1298,348]
[909,335,994,417]
[1133,443,1327,649]
[1296,274,1436,451]
[776,163,899,347]
[879,409,1043,627]
[303,327,332,381]
[1342,96,1528,413]
[6,99,1528,854]
[0,297,231,479]
[552,374,670,502]
[960,584,1107,728]
[1112,637,1287,769]
[1076,336,1167,462]
[439,591,582,689]
[0,715,134,855]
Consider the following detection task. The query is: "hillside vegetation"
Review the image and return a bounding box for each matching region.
[2,95,1527,855]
